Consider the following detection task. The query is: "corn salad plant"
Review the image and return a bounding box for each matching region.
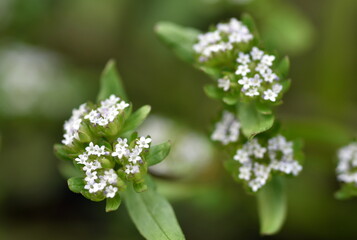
[155,14,304,235]
[54,60,185,240]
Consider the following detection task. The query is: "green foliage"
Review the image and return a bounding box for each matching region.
[147,141,171,166]
[97,59,128,102]
[257,176,287,235]
[155,22,200,64]
[238,101,275,139]
[121,105,151,133]
[106,193,121,212]
[124,177,185,240]
[335,184,357,200]
[67,177,85,193]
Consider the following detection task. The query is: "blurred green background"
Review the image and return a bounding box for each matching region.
[0,0,357,239]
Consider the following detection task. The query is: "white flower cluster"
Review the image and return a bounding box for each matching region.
[112,136,152,176]
[235,47,282,102]
[193,18,253,61]
[337,143,357,184]
[211,111,240,145]
[85,95,129,126]
[62,104,88,145]
[75,142,119,198]
[233,135,302,192]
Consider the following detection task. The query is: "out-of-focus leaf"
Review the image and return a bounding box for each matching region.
[203,84,223,100]
[68,177,85,193]
[97,60,128,102]
[124,177,185,240]
[335,184,357,200]
[276,56,290,79]
[54,144,73,161]
[147,141,171,166]
[257,176,287,235]
[106,193,121,212]
[155,22,200,64]
[238,101,274,139]
[121,105,151,133]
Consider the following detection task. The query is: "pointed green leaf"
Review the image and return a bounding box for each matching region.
[124,177,185,240]
[121,105,151,133]
[147,141,171,166]
[238,101,275,139]
[106,193,121,212]
[241,13,261,42]
[97,60,128,102]
[335,183,357,200]
[257,176,287,235]
[276,56,290,78]
[68,177,85,193]
[155,22,200,64]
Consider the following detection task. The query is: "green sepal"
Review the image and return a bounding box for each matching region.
[257,176,287,235]
[146,141,171,166]
[106,193,122,212]
[81,190,106,202]
[121,105,151,134]
[155,21,201,64]
[134,181,148,193]
[97,59,128,102]
[67,177,85,193]
[237,101,275,139]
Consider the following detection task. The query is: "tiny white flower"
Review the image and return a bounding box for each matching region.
[245,87,260,97]
[105,185,118,198]
[272,84,283,94]
[218,78,230,91]
[263,89,278,102]
[251,47,264,60]
[238,76,251,90]
[235,64,250,76]
[261,54,275,66]
[262,68,279,82]
[233,149,250,163]
[249,74,262,87]
[237,52,251,64]
[137,137,152,149]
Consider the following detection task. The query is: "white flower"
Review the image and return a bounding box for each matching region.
[235,64,250,76]
[245,87,259,97]
[263,89,278,102]
[218,78,230,91]
[105,185,118,198]
[251,47,264,60]
[262,68,279,82]
[125,164,140,175]
[211,111,240,145]
[261,54,275,66]
[85,171,98,184]
[237,52,251,64]
[337,143,357,184]
[62,103,88,145]
[272,84,283,94]
[75,153,88,165]
[249,74,262,87]
[238,164,252,180]
[234,149,250,163]
[137,137,152,149]
[103,169,118,185]
[255,63,269,75]
[238,76,251,90]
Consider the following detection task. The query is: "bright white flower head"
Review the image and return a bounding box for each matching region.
[137,137,152,149]
[62,103,88,145]
[125,164,140,175]
[193,18,253,60]
[211,111,240,145]
[337,143,357,184]
[233,135,302,192]
[263,89,278,102]
[84,94,129,127]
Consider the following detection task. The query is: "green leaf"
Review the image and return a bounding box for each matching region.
[68,177,85,193]
[147,141,171,166]
[223,96,238,105]
[106,193,121,212]
[203,84,223,100]
[124,177,185,240]
[97,59,128,102]
[241,13,261,42]
[257,176,287,235]
[276,56,290,79]
[335,183,357,200]
[238,101,275,139]
[54,144,73,161]
[121,105,151,133]
[155,21,200,64]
